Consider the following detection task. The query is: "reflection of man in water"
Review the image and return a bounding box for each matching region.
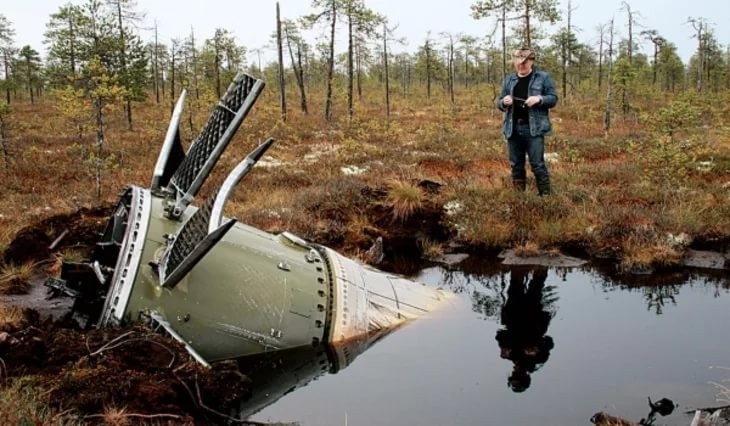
[496,267,554,393]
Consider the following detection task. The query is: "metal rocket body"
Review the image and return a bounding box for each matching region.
[54,72,448,364]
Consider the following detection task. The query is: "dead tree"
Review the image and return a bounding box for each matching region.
[276,2,287,121]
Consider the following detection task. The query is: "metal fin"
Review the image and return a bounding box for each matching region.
[158,194,235,289]
[165,73,265,219]
[209,138,275,232]
[151,90,187,191]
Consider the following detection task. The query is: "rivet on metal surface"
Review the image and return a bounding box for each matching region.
[277,262,291,271]
[177,313,190,323]
[270,328,282,338]
[317,304,325,312]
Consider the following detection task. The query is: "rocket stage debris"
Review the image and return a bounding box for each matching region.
[47,72,450,364]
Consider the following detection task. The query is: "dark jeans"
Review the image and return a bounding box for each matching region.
[508,123,550,186]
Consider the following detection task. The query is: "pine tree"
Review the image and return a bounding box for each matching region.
[0,14,16,104]
[17,46,42,104]
[44,4,88,84]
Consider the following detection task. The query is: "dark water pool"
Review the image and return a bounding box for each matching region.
[247,260,730,425]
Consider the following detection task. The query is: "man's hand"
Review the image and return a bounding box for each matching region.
[502,95,513,107]
[525,96,542,107]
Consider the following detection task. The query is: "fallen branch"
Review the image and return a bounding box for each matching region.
[88,330,135,356]
[173,370,267,425]
[90,334,176,368]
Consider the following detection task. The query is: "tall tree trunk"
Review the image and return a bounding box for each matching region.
[190,26,199,100]
[426,41,432,99]
[383,23,390,119]
[524,1,532,48]
[214,38,221,98]
[604,19,614,133]
[115,1,132,130]
[347,2,354,119]
[0,110,8,169]
[25,59,33,104]
[501,6,507,78]
[276,2,287,121]
[68,14,76,78]
[598,26,604,89]
[356,43,362,100]
[448,40,455,104]
[94,99,105,200]
[3,52,10,104]
[154,22,159,103]
[286,29,308,114]
[324,0,336,121]
[171,47,176,108]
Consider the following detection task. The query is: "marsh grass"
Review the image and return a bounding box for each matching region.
[386,180,424,222]
[0,305,25,329]
[0,377,69,425]
[0,83,728,268]
[0,262,35,295]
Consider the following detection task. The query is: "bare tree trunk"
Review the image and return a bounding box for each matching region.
[346,2,354,119]
[604,19,615,133]
[324,0,336,121]
[191,26,199,101]
[214,37,221,98]
[171,46,176,108]
[25,58,33,104]
[501,6,507,78]
[0,111,8,169]
[286,28,308,114]
[3,52,10,104]
[524,1,532,48]
[448,38,455,104]
[154,22,159,103]
[276,2,287,121]
[68,14,76,78]
[426,40,432,99]
[597,24,605,90]
[94,99,104,200]
[356,44,362,100]
[114,0,132,130]
[383,23,390,119]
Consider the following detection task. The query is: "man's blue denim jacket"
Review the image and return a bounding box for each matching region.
[496,69,558,139]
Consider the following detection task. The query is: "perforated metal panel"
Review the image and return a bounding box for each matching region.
[166,72,264,217]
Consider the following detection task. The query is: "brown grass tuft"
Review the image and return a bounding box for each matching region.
[0,262,35,295]
[0,305,25,329]
[387,180,424,222]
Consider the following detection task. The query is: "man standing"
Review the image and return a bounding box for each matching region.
[497,48,558,195]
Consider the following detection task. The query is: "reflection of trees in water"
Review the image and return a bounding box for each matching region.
[590,261,730,314]
[643,285,680,315]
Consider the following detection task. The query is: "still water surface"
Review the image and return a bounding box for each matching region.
[249,260,730,425]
